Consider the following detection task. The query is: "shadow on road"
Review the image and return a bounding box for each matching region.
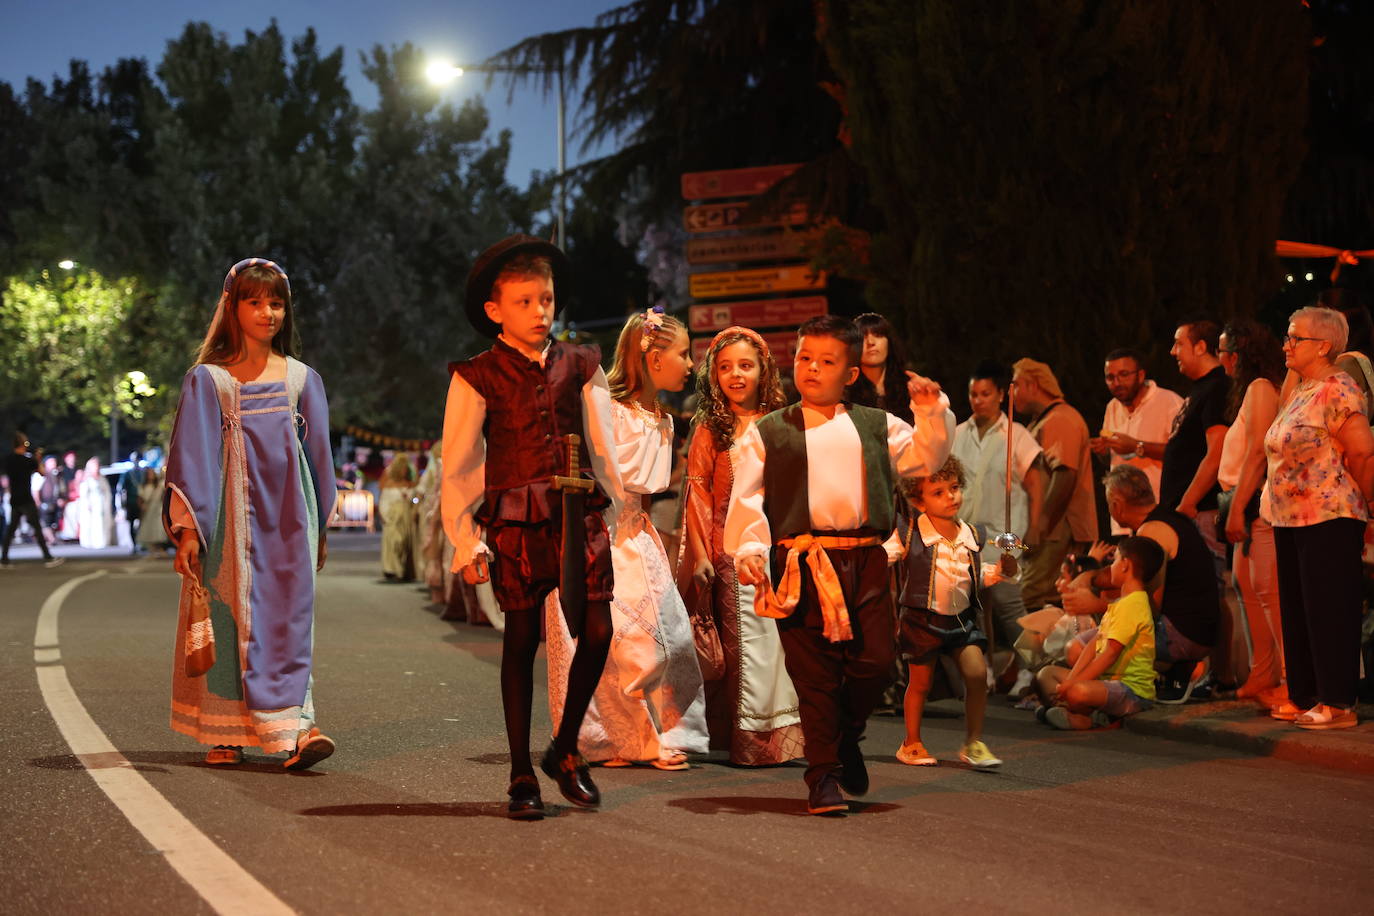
[29,751,325,778]
[296,801,592,819]
[667,795,901,817]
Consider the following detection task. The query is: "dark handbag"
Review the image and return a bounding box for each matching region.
[683,579,726,682]
[183,576,216,678]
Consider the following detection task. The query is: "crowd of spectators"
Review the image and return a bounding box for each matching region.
[1,434,170,567]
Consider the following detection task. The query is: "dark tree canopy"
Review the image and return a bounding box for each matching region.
[821,0,1309,419]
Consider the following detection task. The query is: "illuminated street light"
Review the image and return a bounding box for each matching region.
[1304,272,1314,281]
[1285,274,1294,283]
[424,55,567,249]
[58,259,75,270]
[425,60,463,86]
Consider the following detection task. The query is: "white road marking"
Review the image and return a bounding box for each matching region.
[34,570,294,915]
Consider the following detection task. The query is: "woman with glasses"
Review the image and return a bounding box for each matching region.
[1262,306,1374,729]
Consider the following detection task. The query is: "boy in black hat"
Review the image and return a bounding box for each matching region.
[442,234,620,819]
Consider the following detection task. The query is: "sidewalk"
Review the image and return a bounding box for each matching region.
[1124,698,1374,774]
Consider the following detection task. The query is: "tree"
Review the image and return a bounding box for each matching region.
[0,268,161,433]
[820,0,1309,414]
[482,0,844,313]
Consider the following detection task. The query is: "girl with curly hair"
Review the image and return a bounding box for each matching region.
[677,326,803,765]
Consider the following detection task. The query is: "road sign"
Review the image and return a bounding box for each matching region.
[692,330,800,366]
[688,296,828,333]
[689,265,825,300]
[682,201,811,233]
[686,232,814,266]
[680,163,802,200]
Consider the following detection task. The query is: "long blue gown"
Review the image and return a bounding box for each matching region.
[164,358,335,752]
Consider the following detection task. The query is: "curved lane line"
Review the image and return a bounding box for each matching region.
[34,570,294,916]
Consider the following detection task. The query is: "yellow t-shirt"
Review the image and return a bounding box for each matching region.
[1095,590,1156,700]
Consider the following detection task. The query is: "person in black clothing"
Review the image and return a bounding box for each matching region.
[1103,465,1218,702]
[1160,318,1240,686]
[1,432,62,568]
[119,451,143,554]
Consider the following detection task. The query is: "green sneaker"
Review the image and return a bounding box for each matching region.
[959,739,1002,769]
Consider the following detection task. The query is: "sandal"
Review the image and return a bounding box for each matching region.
[600,757,634,768]
[283,727,336,770]
[650,753,690,771]
[205,746,243,766]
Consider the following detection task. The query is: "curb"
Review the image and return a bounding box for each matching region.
[1122,700,1374,775]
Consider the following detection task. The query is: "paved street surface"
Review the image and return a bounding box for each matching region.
[5,533,1374,914]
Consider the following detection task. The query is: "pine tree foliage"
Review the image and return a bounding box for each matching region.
[481,0,842,221]
[821,1,1308,414]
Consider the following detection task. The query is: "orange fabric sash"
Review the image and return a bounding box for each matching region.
[752,534,883,643]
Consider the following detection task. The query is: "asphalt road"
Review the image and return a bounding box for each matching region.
[5,534,1373,914]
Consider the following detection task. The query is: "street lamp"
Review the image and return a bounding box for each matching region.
[425,57,567,250]
[58,259,76,270]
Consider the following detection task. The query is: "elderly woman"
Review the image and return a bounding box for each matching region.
[1263,306,1374,729]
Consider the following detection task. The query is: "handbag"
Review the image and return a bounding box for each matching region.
[183,576,216,678]
[684,579,726,682]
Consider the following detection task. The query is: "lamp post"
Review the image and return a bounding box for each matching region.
[425,59,567,250]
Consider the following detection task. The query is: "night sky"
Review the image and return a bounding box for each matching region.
[0,0,625,185]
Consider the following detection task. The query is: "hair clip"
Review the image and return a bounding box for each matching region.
[640,305,666,352]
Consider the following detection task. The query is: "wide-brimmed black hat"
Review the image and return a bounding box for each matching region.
[464,234,570,338]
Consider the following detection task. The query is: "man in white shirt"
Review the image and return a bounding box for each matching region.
[949,360,1042,685]
[1089,348,1184,535]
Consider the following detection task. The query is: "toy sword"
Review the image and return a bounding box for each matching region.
[551,433,594,638]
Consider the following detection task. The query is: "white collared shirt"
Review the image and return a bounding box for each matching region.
[950,412,1041,563]
[918,514,978,615]
[1102,380,1184,532]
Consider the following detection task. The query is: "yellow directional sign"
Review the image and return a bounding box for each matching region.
[689,266,826,299]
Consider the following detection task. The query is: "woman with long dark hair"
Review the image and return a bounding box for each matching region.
[849,313,914,423]
[164,258,337,768]
[1217,319,1286,700]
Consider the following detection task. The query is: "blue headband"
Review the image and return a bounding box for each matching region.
[223,258,290,297]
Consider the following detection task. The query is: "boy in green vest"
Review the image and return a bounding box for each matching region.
[725,315,955,815]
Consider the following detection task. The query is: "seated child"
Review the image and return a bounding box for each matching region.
[1033,535,1164,729]
[894,455,1004,770]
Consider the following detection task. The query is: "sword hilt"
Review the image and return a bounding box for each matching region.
[551,433,593,492]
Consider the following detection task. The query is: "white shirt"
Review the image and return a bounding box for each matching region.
[917,514,978,615]
[950,413,1041,563]
[440,343,622,570]
[724,395,955,559]
[1101,380,1183,533]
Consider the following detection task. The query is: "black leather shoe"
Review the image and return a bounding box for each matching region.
[837,736,869,796]
[807,774,848,816]
[539,743,601,808]
[506,775,545,820]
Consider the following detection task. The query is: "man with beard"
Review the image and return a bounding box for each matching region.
[1090,348,1184,535]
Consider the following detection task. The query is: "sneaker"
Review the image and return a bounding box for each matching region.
[1155,676,1196,705]
[44,557,65,568]
[1269,701,1302,721]
[1010,668,1035,698]
[806,774,848,816]
[1045,706,1078,730]
[1294,704,1358,730]
[895,741,937,766]
[959,739,1002,769]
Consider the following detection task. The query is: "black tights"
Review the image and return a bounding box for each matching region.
[501,600,613,780]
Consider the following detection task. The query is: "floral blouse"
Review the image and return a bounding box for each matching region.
[1262,371,1368,527]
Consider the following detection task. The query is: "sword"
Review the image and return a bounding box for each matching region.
[994,382,1024,575]
[551,433,595,639]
